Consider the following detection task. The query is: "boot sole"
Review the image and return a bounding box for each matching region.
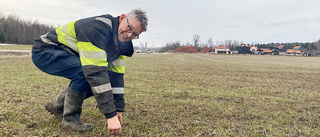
[61,121,94,132]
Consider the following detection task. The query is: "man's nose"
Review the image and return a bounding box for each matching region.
[127,32,134,38]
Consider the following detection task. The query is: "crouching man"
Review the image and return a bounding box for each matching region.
[31,9,148,134]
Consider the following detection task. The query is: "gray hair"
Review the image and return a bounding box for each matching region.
[126,9,148,32]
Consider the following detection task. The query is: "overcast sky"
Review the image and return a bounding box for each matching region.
[1,0,320,47]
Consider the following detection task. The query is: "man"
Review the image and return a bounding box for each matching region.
[31,9,148,134]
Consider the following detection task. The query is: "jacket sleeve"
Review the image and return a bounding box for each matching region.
[108,55,127,112]
[75,18,117,119]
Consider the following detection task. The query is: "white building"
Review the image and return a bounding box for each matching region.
[215,46,231,54]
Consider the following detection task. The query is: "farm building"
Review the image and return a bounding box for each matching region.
[214,46,232,54]
[272,50,280,55]
[277,45,287,52]
[200,47,210,53]
[238,45,252,54]
[250,46,259,52]
[260,48,280,55]
[314,51,320,56]
[293,46,304,52]
[286,49,302,56]
[260,48,272,55]
[172,46,197,53]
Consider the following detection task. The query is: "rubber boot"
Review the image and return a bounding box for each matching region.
[45,87,69,120]
[61,88,94,131]
[45,88,93,120]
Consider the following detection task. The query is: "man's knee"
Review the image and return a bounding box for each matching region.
[69,72,90,92]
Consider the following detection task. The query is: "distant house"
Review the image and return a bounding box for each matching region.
[238,45,252,54]
[250,46,259,52]
[215,45,231,54]
[272,49,280,55]
[286,49,302,56]
[173,46,197,53]
[259,48,279,55]
[314,51,320,56]
[277,45,287,52]
[200,47,210,53]
[260,48,272,55]
[293,46,304,52]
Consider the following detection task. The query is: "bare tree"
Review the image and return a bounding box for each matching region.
[159,41,181,53]
[224,39,232,49]
[193,34,200,47]
[0,12,4,32]
[0,15,6,43]
[207,38,213,49]
[216,40,224,47]
[231,40,240,50]
[316,39,320,51]
[5,14,20,43]
[0,12,55,44]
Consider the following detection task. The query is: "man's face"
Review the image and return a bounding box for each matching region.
[118,15,143,42]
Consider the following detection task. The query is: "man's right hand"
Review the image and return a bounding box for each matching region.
[107,115,121,135]
[117,112,122,124]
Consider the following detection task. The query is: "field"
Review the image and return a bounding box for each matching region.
[1,52,320,136]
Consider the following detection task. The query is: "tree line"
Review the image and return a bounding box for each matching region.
[160,34,320,53]
[159,35,245,53]
[0,12,55,44]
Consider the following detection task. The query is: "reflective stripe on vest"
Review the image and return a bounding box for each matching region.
[56,20,78,52]
[107,55,126,73]
[95,17,113,27]
[78,42,108,67]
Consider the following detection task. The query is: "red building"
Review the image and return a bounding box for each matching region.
[200,47,210,53]
[172,46,197,53]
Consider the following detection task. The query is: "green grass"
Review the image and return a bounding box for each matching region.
[1,53,320,136]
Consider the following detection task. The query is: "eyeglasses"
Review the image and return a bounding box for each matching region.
[126,17,139,39]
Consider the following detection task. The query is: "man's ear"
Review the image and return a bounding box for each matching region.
[119,14,126,23]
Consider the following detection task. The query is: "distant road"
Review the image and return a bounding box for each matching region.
[0,50,31,56]
[0,50,30,52]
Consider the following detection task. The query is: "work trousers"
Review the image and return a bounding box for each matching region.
[32,49,92,95]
